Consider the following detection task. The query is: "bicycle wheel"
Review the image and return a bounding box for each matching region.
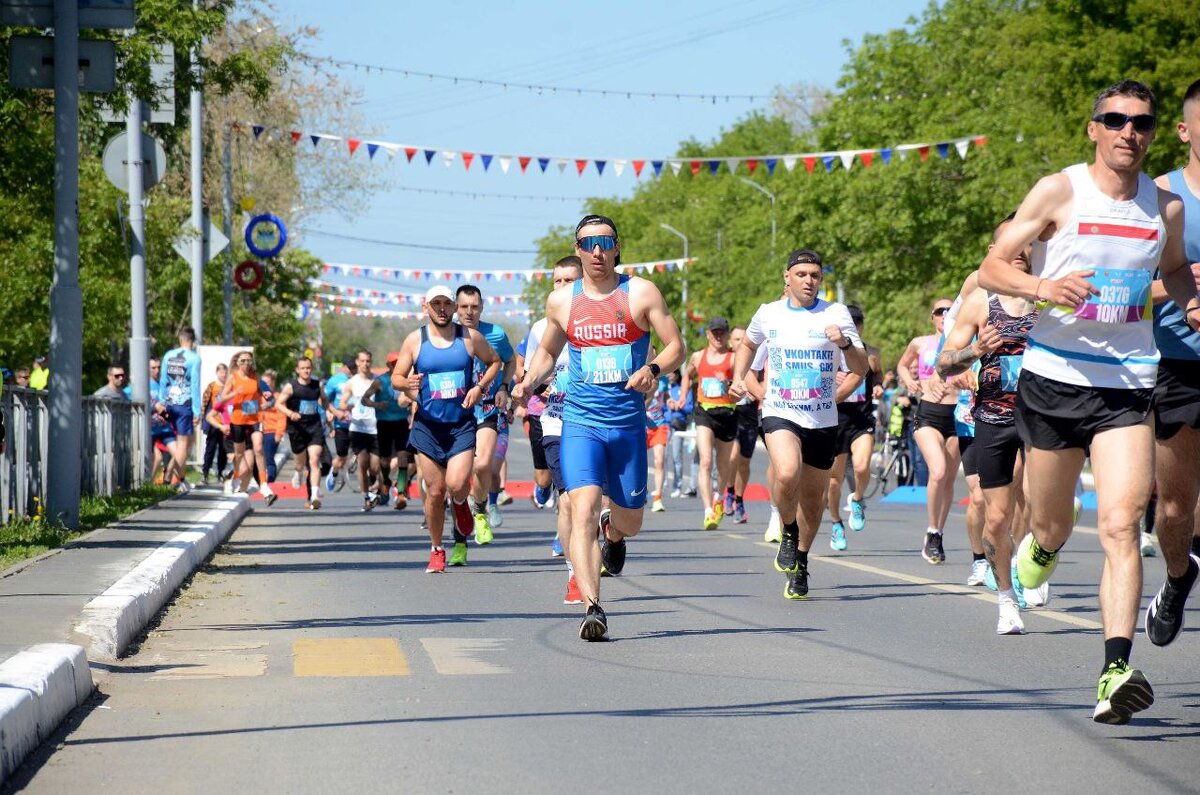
[895,451,912,487]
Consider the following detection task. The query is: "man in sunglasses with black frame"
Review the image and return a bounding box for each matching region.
[980,79,1200,725]
[1143,78,1200,655]
[515,214,685,641]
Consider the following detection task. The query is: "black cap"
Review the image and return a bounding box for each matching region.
[706,316,729,332]
[847,304,864,325]
[33,354,46,364]
[575,214,619,237]
[786,249,823,269]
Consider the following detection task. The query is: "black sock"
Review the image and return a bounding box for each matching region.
[1168,557,1199,590]
[1103,637,1133,670]
[783,521,799,539]
[797,549,809,566]
[973,552,986,562]
[735,495,744,506]
[453,528,467,544]
[725,486,735,496]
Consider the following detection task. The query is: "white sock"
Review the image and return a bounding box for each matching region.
[566,559,575,576]
[998,588,1017,604]
[432,545,442,552]
[928,527,941,536]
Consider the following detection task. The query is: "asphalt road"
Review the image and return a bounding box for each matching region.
[9,431,1199,793]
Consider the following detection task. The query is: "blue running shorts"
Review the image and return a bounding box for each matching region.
[561,422,647,509]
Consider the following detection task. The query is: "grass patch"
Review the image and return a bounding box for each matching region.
[0,484,175,572]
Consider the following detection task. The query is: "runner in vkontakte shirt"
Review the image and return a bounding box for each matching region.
[515,215,684,641]
[731,249,867,601]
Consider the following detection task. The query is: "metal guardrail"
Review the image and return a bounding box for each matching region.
[1,387,146,524]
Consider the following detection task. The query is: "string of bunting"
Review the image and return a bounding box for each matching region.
[321,258,696,282]
[312,297,532,320]
[243,122,988,177]
[313,282,526,306]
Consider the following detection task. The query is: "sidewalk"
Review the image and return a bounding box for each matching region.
[0,487,250,783]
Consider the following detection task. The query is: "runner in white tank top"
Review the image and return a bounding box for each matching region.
[978,80,1200,725]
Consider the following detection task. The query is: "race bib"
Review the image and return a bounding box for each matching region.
[1073,269,1151,323]
[580,344,632,384]
[429,371,467,400]
[240,400,259,415]
[298,399,320,415]
[918,348,938,379]
[999,355,1023,392]
[777,366,825,401]
[701,377,728,399]
[351,400,372,419]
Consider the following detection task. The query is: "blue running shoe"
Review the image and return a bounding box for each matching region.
[830,521,848,551]
[848,497,866,532]
[325,471,336,492]
[551,536,564,557]
[724,489,735,516]
[1010,560,1027,609]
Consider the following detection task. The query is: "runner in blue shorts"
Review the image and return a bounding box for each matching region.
[515,215,684,641]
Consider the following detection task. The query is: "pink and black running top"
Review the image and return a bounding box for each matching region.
[975,295,1038,426]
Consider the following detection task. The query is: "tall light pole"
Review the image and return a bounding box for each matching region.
[189,0,204,342]
[659,223,689,340]
[738,177,777,266]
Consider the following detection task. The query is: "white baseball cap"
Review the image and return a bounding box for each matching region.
[424,285,454,303]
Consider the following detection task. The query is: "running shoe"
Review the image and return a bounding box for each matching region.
[651,498,665,512]
[378,490,390,508]
[712,498,725,525]
[734,503,747,524]
[223,478,234,495]
[291,470,302,489]
[474,512,494,545]
[1093,660,1154,725]
[764,509,782,543]
[303,500,311,510]
[426,548,447,573]
[449,542,468,567]
[310,496,322,511]
[1010,560,1027,609]
[263,490,278,507]
[452,500,473,537]
[544,491,556,510]
[551,536,564,557]
[669,488,681,499]
[334,472,345,492]
[996,597,1025,635]
[598,508,611,542]
[325,471,336,492]
[1144,554,1199,647]
[1024,582,1049,608]
[497,490,513,506]
[362,493,379,512]
[487,503,504,528]
[830,521,848,552]
[393,492,407,511]
[1140,532,1156,557]
[775,525,799,573]
[683,487,697,497]
[847,496,866,532]
[703,510,719,531]
[531,490,549,510]
[1016,534,1058,589]
[579,603,608,641]
[564,575,583,605]
[967,559,989,586]
[784,563,809,600]
[921,532,945,565]
[177,480,192,495]
[601,536,626,577]
[724,490,735,516]
[984,565,998,591]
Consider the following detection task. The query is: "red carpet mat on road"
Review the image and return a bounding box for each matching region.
[249,481,772,501]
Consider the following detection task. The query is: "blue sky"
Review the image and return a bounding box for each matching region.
[277,0,934,320]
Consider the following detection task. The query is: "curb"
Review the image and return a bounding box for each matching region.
[72,494,251,661]
[0,644,93,785]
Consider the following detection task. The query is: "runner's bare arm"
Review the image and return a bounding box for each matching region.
[276,382,298,421]
[896,339,922,393]
[514,296,569,404]
[1157,193,1200,329]
[730,337,760,400]
[868,347,885,399]
[626,279,685,393]
[936,289,987,378]
[361,378,384,409]
[392,331,421,402]
[465,329,501,409]
[835,371,864,403]
[744,367,766,402]
[677,351,700,399]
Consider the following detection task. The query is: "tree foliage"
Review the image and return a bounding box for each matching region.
[526,0,1200,364]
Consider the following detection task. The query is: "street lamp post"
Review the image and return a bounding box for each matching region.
[738,177,777,266]
[659,223,689,340]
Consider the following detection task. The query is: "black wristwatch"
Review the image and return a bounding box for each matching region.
[647,362,661,377]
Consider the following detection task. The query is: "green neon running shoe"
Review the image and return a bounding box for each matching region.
[1093,660,1154,725]
[474,512,494,545]
[1016,534,1058,589]
[449,542,468,567]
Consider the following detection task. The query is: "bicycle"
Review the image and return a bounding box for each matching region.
[864,434,912,498]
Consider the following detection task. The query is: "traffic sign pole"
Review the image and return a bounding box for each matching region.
[47,0,82,527]
[127,98,151,481]
[189,0,204,343]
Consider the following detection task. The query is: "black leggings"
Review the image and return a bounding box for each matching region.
[202,428,228,476]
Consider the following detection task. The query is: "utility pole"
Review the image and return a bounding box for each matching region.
[189,1,204,341]
[660,223,689,341]
[738,177,777,266]
[127,99,151,480]
[222,123,234,343]
[46,0,82,527]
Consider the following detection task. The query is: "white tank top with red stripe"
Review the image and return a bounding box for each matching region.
[1023,163,1165,390]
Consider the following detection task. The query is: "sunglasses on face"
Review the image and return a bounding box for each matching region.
[576,235,618,252]
[113,373,126,379]
[932,307,950,316]
[1092,112,1156,134]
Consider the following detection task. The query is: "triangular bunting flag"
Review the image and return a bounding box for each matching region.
[690,160,702,176]
[973,136,988,148]
[290,131,301,145]
[575,159,588,175]
[442,151,457,168]
[707,160,720,175]
[595,159,607,176]
[404,146,417,162]
[367,143,380,159]
[765,158,778,175]
[613,159,626,177]
[556,158,569,174]
[725,158,740,174]
[803,156,816,174]
[839,151,855,170]
[252,125,264,139]
[822,155,837,172]
[481,154,493,171]
[347,138,361,155]
[918,145,930,161]
[954,140,969,159]
[668,161,682,176]
[879,148,892,165]
[860,151,873,168]
[782,155,798,172]
[424,149,436,164]
[499,156,511,173]
[746,159,758,175]
[652,161,664,177]
[310,134,322,147]
[461,152,474,170]
[936,143,950,159]
[633,160,645,177]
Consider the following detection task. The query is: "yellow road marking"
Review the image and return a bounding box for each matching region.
[292,638,411,677]
[753,541,1103,630]
[420,638,511,675]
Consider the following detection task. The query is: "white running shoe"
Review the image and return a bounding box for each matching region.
[223,478,233,495]
[487,503,503,528]
[764,507,782,543]
[967,559,989,586]
[996,598,1025,635]
[1140,532,1157,557]
[177,480,191,495]
[497,490,513,506]
[1024,582,1051,608]
[291,470,302,488]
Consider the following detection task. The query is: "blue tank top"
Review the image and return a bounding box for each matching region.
[374,373,408,421]
[1154,169,1200,360]
[415,324,474,425]
[563,275,650,429]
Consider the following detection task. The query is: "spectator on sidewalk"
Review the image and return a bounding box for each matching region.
[29,355,48,390]
[13,368,30,388]
[201,363,229,484]
[93,366,129,400]
[665,369,696,497]
[123,356,162,401]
